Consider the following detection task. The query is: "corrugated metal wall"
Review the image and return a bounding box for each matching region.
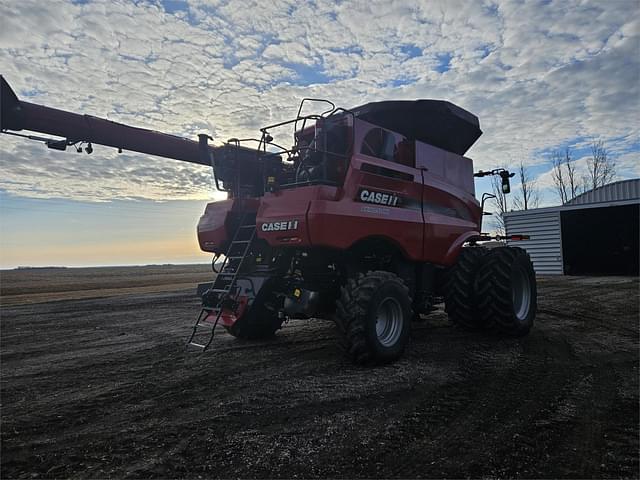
[505,211,563,274]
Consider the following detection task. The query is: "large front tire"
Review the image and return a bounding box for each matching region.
[476,246,537,336]
[336,271,412,365]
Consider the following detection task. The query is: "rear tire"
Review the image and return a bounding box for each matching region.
[335,271,412,365]
[444,247,488,329]
[476,246,536,336]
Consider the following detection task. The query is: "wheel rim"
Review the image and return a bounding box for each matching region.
[375,297,403,347]
[512,263,532,322]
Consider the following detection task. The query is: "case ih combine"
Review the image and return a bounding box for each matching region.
[1,75,536,364]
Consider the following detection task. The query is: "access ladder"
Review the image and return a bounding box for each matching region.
[186,215,256,351]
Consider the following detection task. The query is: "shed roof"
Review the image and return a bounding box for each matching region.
[565,178,640,205]
[504,178,640,218]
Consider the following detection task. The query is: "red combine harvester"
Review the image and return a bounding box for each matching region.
[1,75,536,364]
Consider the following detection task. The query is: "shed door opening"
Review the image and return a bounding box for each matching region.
[561,204,639,276]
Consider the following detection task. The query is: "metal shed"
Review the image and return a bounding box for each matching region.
[504,179,640,275]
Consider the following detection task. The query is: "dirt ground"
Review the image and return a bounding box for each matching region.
[1,267,638,479]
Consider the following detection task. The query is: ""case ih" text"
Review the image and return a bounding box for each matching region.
[261,220,299,232]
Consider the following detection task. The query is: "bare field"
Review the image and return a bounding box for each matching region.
[0,264,213,305]
[1,267,638,479]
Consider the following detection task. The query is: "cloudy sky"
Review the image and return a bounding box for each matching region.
[0,0,638,267]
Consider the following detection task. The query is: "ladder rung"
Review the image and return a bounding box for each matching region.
[210,288,230,293]
[188,342,206,349]
[196,322,216,328]
[239,224,256,229]
[226,256,243,260]
[231,240,251,244]
[218,272,235,277]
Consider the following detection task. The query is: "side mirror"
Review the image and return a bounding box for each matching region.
[500,170,514,194]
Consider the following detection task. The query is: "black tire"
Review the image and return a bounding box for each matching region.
[225,294,283,340]
[335,271,412,365]
[476,246,537,336]
[444,247,488,329]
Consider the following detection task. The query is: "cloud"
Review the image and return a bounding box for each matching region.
[0,138,222,202]
[0,0,638,202]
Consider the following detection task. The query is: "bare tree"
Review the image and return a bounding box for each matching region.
[584,140,616,191]
[491,174,509,235]
[564,148,580,199]
[551,150,568,204]
[551,147,582,203]
[512,160,539,211]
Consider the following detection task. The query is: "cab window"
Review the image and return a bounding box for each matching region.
[361,128,395,161]
[361,127,414,167]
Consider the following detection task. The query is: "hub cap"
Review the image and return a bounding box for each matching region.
[375,297,403,347]
[512,264,532,322]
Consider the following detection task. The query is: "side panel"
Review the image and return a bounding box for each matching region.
[197,197,259,253]
[416,142,482,266]
[255,162,425,261]
[415,141,476,195]
[257,186,337,246]
[308,119,425,259]
[198,199,233,253]
[422,171,482,265]
[308,153,425,260]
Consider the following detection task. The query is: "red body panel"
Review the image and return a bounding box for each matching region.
[203,297,248,327]
[197,197,259,253]
[196,121,482,267]
[198,198,233,252]
[307,154,425,260]
[256,187,327,246]
[421,164,481,265]
[415,141,476,195]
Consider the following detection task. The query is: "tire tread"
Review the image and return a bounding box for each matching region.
[335,271,412,365]
[444,247,488,329]
[476,246,536,336]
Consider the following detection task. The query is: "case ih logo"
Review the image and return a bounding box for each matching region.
[261,220,299,232]
[358,188,401,207]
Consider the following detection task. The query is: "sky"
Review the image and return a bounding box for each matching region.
[0,0,639,268]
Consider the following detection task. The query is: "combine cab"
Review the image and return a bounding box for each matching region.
[1,76,536,364]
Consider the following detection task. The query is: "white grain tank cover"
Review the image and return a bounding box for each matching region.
[504,210,563,275]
